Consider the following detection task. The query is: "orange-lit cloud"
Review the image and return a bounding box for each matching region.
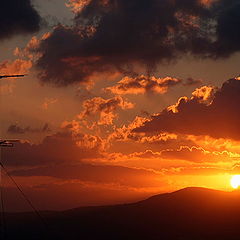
[66,0,91,13]
[135,78,240,140]
[199,0,217,7]
[108,119,199,156]
[160,146,240,163]
[191,85,216,103]
[14,33,51,61]
[0,59,32,94]
[78,96,134,126]
[112,145,239,165]
[187,135,240,153]
[0,59,32,75]
[106,75,181,95]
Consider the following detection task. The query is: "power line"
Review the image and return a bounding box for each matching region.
[0,73,51,238]
[0,163,48,230]
[0,166,6,240]
[0,145,51,238]
[0,147,6,239]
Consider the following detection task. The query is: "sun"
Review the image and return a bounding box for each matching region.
[230,175,240,189]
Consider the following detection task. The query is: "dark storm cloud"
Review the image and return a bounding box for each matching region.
[34,0,240,86]
[0,0,41,40]
[214,0,240,56]
[134,77,240,140]
[7,123,51,134]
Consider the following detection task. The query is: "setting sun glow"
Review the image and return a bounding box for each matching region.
[230,175,240,189]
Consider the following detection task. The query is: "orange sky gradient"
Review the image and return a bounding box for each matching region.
[1,0,240,211]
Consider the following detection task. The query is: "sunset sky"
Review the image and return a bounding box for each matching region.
[1,0,240,211]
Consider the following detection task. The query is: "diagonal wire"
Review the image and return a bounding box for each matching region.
[0,163,48,230]
[0,148,6,239]
[0,165,6,239]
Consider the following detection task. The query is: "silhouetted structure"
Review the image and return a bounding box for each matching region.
[0,140,15,147]
[0,75,25,79]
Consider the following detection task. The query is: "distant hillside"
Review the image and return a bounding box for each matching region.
[4,187,240,240]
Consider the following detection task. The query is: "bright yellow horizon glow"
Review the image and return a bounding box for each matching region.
[230,175,240,189]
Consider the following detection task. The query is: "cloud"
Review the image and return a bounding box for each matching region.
[66,0,91,13]
[41,98,58,110]
[165,162,240,176]
[183,77,203,86]
[78,96,134,125]
[186,135,240,153]
[0,0,41,40]
[32,0,240,86]
[7,123,51,134]
[134,77,240,140]
[2,131,104,167]
[165,166,229,176]
[108,117,195,149]
[160,146,238,162]
[127,145,239,163]
[3,180,162,211]
[131,150,162,159]
[215,0,240,56]
[106,75,181,95]
[0,59,32,75]
[10,163,160,188]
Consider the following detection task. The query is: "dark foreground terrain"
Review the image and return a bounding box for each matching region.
[3,187,240,240]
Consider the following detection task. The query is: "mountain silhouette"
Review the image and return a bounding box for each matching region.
[3,187,240,239]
